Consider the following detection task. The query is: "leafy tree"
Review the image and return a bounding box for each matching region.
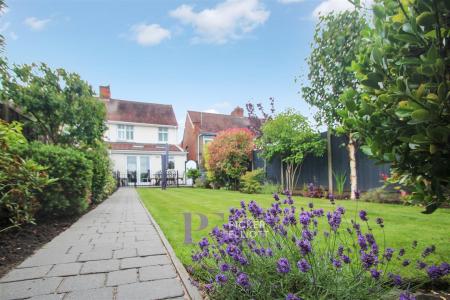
[1,63,107,146]
[341,0,450,213]
[204,128,254,190]
[302,10,367,199]
[186,168,201,185]
[257,109,325,191]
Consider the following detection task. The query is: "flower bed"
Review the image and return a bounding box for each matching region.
[190,192,449,299]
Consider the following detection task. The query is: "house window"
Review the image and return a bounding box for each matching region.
[118,125,134,141]
[168,156,175,169]
[203,137,214,145]
[158,127,168,142]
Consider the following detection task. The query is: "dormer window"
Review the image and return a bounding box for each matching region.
[118,124,134,141]
[158,127,168,142]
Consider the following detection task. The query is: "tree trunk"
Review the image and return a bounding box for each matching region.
[347,133,358,200]
[280,157,284,190]
[327,129,333,194]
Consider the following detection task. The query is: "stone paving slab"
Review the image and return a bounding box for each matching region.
[0,188,189,300]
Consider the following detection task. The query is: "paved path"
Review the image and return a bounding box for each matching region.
[0,188,189,300]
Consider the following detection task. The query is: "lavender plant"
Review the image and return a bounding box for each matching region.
[190,193,449,299]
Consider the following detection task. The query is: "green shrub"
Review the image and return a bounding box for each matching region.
[84,144,114,204]
[240,169,265,194]
[20,142,93,216]
[0,121,53,230]
[187,168,201,185]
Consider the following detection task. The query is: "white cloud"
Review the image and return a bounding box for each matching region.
[203,108,219,114]
[24,17,51,31]
[312,0,372,18]
[130,23,171,46]
[278,0,304,4]
[170,0,270,44]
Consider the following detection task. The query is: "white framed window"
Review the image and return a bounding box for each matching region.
[118,124,134,141]
[203,136,214,145]
[158,127,168,142]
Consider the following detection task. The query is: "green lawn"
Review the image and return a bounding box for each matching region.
[138,188,450,279]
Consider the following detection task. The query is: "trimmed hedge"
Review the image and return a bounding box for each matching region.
[20,142,93,216]
[84,145,115,204]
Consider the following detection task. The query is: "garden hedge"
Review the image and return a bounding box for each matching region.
[19,142,93,216]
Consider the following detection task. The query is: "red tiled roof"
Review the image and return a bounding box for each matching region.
[187,110,256,134]
[105,98,178,126]
[109,142,183,152]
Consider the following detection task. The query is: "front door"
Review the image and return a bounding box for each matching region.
[127,156,150,185]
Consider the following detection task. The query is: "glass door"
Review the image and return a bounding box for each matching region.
[126,156,137,183]
[139,156,150,185]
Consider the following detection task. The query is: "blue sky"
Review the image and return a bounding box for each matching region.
[0,0,355,136]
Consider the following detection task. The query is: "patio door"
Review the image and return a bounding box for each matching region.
[127,156,150,185]
[139,156,150,185]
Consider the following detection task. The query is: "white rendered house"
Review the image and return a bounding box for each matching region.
[100,86,187,185]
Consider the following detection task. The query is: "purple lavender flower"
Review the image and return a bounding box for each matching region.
[286,293,303,300]
[370,269,382,280]
[358,234,368,251]
[422,245,435,258]
[359,210,368,221]
[336,206,345,215]
[375,217,384,227]
[417,261,427,269]
[327,210,342,232]
[399,292,416,300]
[236,272,250,288]
[266,248,273,257]
[215,273,228,284]
[302,229,313,241]
[427,263,449,280]
[296,239,312,256]
[365,233,376,246]
[277,258,291,274]
[297,259,311,272]
[361,252,377,269]
[384,248,394,261]
[337,245,344,256]
[299,212,311,226]
[313,208,324,217]
[198,237,209,250]
[220,263,229,272]
[341,255,351,264]
[273,193,280,201]
[324,231,330,238]
[204,283,213,292]
[332,258,342,268]
[398,248,405,257]
[308,202,314,209]
[402,259,410,267]
[389,273,402,286]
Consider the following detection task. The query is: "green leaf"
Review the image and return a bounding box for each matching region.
[416,12,435,27]
[370,48,383,65]
[361,145,373,156]
[410,109,431,123]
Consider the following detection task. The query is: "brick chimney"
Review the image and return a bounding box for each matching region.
[230,106,244,117]
[99,85,111,100]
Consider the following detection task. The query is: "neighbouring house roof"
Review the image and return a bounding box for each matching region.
[105,98,178,126]
[109,142,183,152]
[187,110,256,134]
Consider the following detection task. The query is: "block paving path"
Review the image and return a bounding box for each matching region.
[0,188,189,300]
